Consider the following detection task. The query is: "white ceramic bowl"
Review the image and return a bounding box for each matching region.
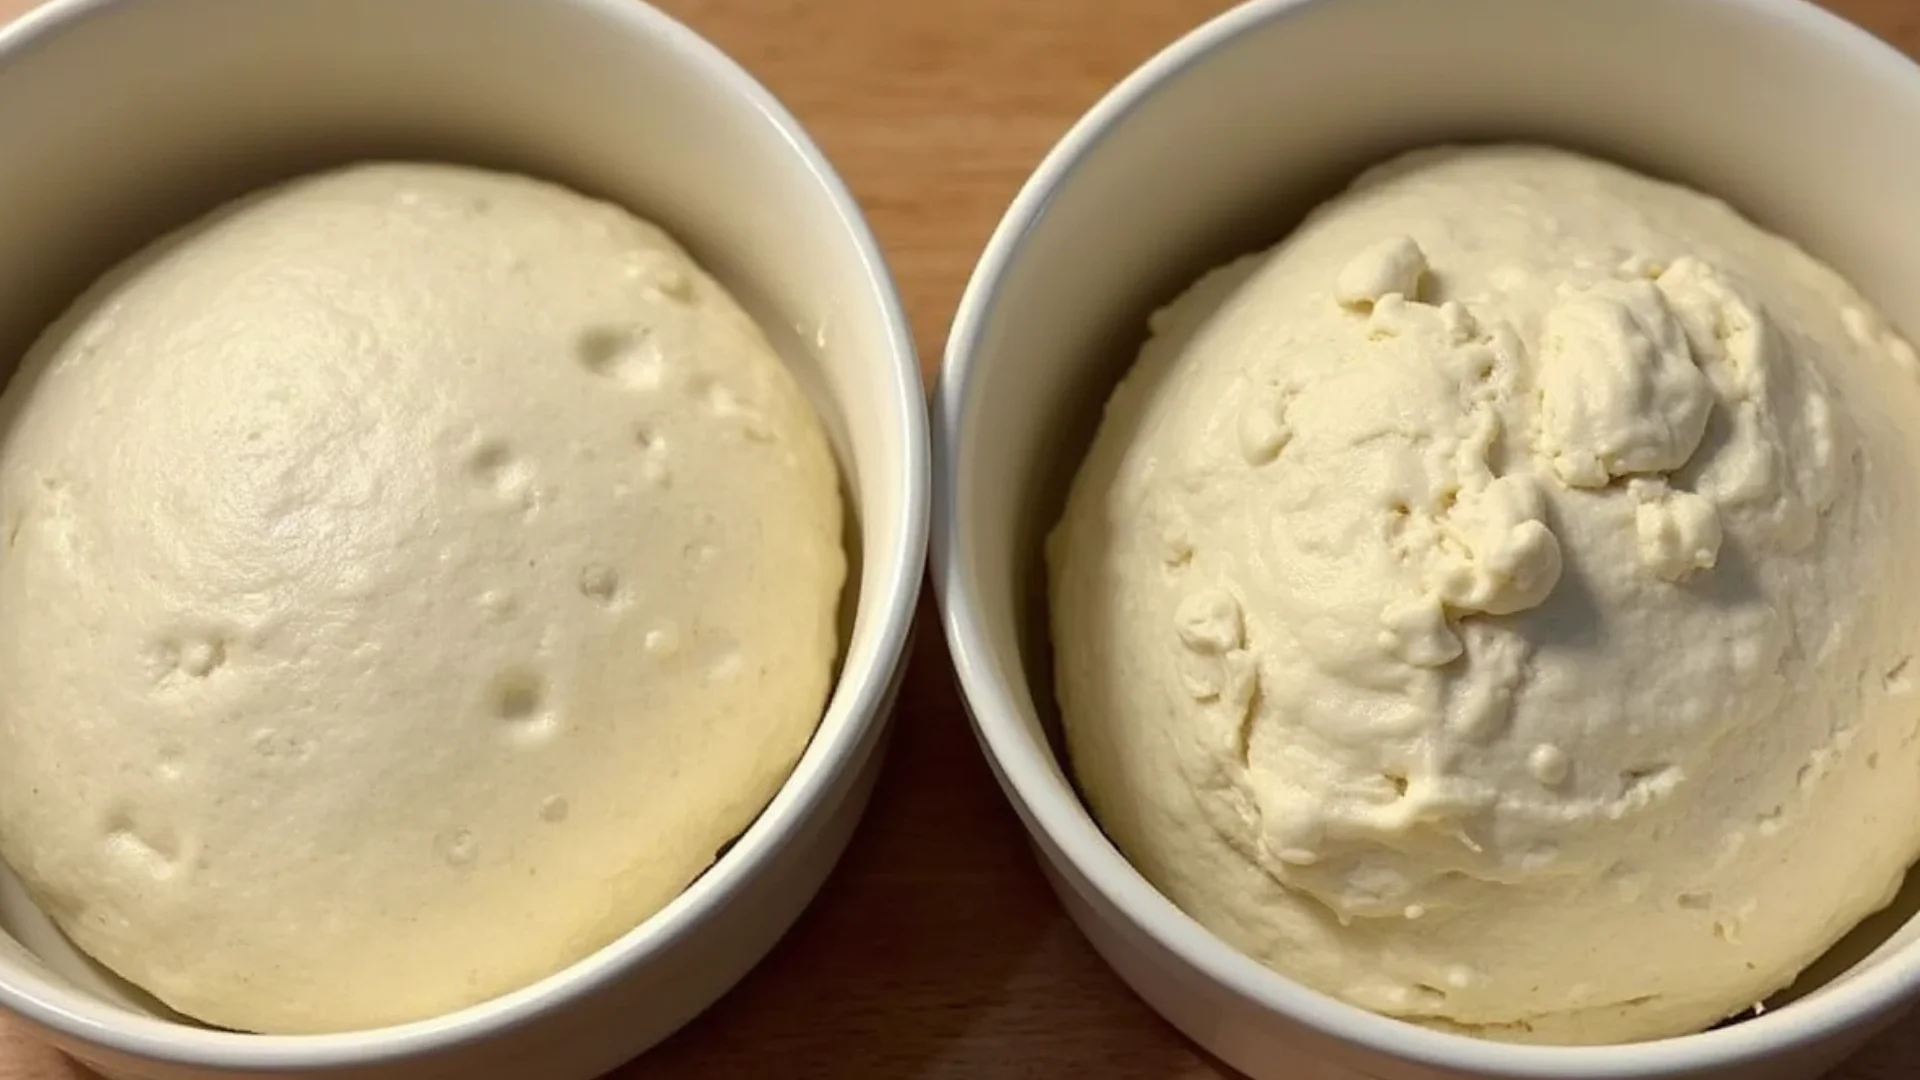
[0,0,926,1077]
[935,1,1920,1078]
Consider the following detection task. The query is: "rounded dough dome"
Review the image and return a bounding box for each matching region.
[0,162,844,1033]
[1050,146,1920,1043]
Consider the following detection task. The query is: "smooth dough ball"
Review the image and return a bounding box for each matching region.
[1050,145,1920,1044]
[0,162,845,1033]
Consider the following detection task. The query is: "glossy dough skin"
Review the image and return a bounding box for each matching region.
[0,163,845,1033]
[1050,146,1920,1043]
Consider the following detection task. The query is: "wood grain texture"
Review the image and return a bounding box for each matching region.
[0,0,1916,1077]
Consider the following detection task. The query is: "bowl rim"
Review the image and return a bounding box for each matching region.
[934,0,1920,1075]
[0,0,928,1067]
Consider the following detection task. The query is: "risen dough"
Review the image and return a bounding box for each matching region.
[1050,146,1920,1043]
[0,163,844,1033]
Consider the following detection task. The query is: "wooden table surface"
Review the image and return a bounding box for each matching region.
[2,0,1919,1077]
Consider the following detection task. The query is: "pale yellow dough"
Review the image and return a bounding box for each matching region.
[0,163,845,1033]
[1050,146,1920,1043]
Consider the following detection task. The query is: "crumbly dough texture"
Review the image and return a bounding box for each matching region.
[0,163,844,1033]
[1050,145,1920,1043]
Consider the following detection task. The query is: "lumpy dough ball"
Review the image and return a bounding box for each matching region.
[1049,145,1920,1043]
[0,163,845,1033]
